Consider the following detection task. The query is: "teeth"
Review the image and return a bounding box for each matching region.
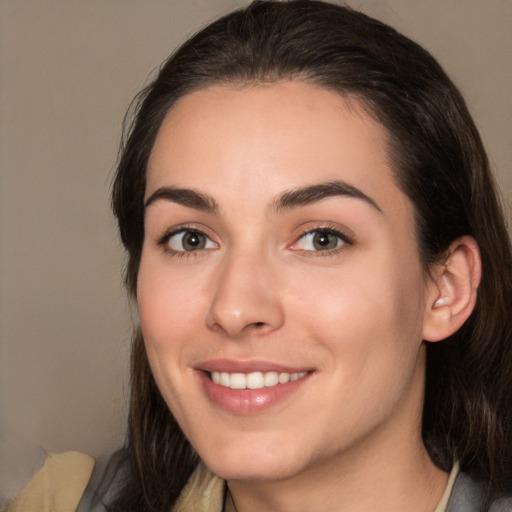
[210,370,307,390]
[247,372,264,389]
[230,373,247,389]
[220,372,230,387]
[278,372,290,384]
[264,371,279,387]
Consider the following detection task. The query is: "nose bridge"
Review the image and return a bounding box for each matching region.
[206,246,284,338]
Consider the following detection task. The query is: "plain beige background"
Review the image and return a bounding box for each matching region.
[1,0,511,500]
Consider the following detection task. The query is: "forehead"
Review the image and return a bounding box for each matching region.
[146,81,410,223]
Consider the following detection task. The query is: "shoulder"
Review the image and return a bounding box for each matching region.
[447,471,512,512]
[6,451,95,512]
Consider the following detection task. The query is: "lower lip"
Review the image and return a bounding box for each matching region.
[197,371,311,415]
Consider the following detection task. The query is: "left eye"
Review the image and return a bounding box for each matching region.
[166,230,217,252]
[294,230,347,251]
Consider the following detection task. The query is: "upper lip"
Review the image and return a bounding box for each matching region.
[196,359,314,374]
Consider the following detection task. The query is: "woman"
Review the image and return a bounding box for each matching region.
[10,1,512,511]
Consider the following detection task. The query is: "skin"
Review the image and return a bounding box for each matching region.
[137,81,450,511]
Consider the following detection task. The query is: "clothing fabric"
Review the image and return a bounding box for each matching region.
[5,451,94,512]
[6,451,512,512]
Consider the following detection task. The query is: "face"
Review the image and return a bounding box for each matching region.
[137,81,434,482]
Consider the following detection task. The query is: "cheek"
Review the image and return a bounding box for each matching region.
[137,256,206,351]
[291,260,426,426]
[136,257,205,416]
[285,251,426,368]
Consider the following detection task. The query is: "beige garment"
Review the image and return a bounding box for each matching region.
[5,451,94,512]
[171,463,225,512]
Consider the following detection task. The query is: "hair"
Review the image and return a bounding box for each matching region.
[109,1,512,510]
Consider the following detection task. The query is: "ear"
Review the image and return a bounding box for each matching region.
[422,236,482,342]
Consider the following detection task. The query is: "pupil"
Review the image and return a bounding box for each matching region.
[184,232,204,250]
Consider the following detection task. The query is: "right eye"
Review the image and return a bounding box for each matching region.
[163,229,217,253]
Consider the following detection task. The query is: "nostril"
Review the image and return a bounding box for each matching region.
[244,321,267,332]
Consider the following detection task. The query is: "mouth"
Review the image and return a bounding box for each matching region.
[209,370,309,390]
[197,362,313,414]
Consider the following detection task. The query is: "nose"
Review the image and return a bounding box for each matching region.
[206,250,285,339]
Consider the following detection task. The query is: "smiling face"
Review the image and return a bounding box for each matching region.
[137,81,437,483]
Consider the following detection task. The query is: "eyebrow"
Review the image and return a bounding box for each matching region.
[144,180,382,215]
[274,180,382,213]
[144,186,219,213]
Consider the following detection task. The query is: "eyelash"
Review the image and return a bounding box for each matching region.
[156,224,354,258]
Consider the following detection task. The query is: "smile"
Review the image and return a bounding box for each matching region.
[210,371,308,390]
[197,364,313,414]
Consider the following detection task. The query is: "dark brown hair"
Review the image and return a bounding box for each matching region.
[110,1,512,510]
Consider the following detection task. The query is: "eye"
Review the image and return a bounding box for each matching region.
[162,229,217,252]
[292,228,351,252]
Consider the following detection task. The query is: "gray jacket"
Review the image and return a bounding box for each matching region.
[446,472,512,512]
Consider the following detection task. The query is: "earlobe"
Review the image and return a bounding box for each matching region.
[422,236,482,342]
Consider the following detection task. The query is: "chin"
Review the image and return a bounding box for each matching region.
[198,439,306,482]
[207,459,300,483]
